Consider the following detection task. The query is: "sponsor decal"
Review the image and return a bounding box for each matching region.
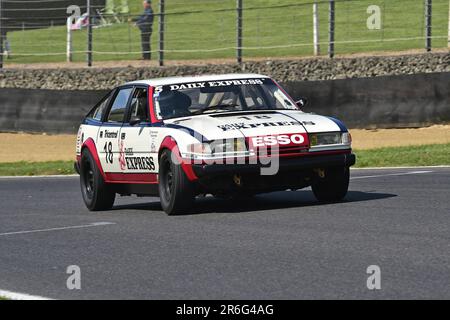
[150,130,158,153]
[119,141,126,170]
[125,156,155,171]
[119,144,155,171]
[236,115,316,126]
[238,115,272,120]
[218,121,298,132]
[104,130,118,139]
[249,133,309,149]
[76,128,83,149]
[155,78,266,94]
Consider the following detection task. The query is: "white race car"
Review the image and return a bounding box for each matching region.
[75,74,355,215]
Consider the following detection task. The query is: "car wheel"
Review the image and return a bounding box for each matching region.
[158,149,195,215]
[80,148,116,211]
[312,166,350,202]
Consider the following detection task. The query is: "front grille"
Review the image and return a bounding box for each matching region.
[253,145,310,157]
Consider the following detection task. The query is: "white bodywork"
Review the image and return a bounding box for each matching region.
[76,74,351,177]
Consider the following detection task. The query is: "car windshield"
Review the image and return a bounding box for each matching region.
[153,78,300,120]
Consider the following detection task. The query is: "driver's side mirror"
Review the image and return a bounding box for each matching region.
[129,116,142,126]
[295,97,309,108]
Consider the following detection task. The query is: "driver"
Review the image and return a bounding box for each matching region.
[157,91,192,119]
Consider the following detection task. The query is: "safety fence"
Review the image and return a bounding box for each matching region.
[0,0,449,67]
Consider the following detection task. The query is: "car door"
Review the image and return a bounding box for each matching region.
[97,86,133,174]
[118,86,158,177]
[77,91,113,158]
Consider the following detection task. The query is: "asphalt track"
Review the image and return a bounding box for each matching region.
[0,168,449,300]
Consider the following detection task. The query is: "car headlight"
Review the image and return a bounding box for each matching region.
[309,132,343,146]
[187,142,212,156]
[187,138,247,158]
[342,132,352,145]
[210,138,247,154]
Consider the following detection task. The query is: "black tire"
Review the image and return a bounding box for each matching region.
[158,149,195,215]
[312,166,350,202]
[80,148,116,211]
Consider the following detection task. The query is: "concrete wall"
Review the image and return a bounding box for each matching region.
[0,89,108,133]
[0,72,448,133]
[284,72,450,129]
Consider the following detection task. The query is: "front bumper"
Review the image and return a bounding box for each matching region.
[74,161,80,175]
[192,152,356,178]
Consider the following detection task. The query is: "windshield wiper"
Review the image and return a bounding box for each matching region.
[192,104,238,115]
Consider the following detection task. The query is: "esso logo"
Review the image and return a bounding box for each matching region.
[251,134,307,148]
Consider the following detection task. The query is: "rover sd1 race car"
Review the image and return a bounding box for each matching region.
[75,74,356,215]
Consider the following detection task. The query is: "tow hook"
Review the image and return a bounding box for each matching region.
[314,168,326,178]
[233,174,242,186]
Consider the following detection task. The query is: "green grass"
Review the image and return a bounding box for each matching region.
[0,144,449,176]
[0,161,75,176]
[4,0,449,64]
[0,297,9,300]
[354,143,450,168]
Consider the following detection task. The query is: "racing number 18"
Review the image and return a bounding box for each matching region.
[104,142,114,164]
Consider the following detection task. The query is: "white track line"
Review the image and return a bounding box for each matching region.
[352,165,450,170]
[0,289,52,300]
[0,222,115,237]
[351,170,433,180]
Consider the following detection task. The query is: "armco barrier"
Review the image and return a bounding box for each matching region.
[0,72,448,134]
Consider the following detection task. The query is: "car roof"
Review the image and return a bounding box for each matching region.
[124,73,270,87]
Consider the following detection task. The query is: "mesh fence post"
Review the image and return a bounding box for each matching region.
[448,0,450,48]
[87,0,93,67]
[67,18,73,62]
[0,0,3,69]
[328,0,335,58]
[425,0,432,52]
[237,0,243,65]
[159,0,165,67]
[313,1,320,56]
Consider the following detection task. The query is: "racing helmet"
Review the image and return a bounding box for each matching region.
[157,91,192,119]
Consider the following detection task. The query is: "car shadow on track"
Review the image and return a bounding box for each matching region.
[111,190,397,215]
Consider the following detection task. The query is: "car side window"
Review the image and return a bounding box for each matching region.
[87,93,111,121]
[107,88,133,123]
[128,87,149,123]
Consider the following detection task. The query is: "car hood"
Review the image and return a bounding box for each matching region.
[163,110,346,141]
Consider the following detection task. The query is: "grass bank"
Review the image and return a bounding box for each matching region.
[0,161,74,176]
[0,144,449,176]
[5,0,449,64]
[355,143,450,168]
